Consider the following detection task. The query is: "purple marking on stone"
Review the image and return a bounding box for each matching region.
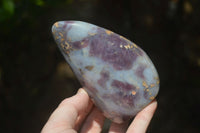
[72,38,90,49]
[104,90,138,108]
[143,89,149,100]
[135,65,146,79]
[122,94,135,106]
[98,69,110,88]
[110,80,140,107]
[89,28,139,70]
[63,21,74,30]
[111,80,136,92]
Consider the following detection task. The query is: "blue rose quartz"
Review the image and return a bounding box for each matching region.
[52,21,160,123]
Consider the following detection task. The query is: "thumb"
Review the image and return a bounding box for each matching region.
[41,88,92,133]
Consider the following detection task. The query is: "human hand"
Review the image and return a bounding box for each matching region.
[41,88,157,133]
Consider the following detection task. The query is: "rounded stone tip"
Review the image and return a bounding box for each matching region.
[51,21,70,47]
[52,21,64,34]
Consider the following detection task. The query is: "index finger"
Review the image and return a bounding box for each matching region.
[126,100,157,133]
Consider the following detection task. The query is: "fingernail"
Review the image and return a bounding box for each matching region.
[77,88,87,94]
[151,100,158,108]
[152,99,157,104]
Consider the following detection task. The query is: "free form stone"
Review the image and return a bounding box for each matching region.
[52,21,160,123]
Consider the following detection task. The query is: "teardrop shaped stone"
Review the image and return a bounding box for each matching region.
[52,21,160,123]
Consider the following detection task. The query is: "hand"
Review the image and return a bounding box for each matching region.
[41,88,157,133]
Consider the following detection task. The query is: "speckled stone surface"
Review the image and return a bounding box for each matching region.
[52,21,160,123]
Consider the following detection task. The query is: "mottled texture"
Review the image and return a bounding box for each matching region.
[52,21,160,123]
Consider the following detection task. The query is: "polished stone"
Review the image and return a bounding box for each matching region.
[52,21,160,123]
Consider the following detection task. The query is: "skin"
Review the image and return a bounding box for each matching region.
[41,88,157,133]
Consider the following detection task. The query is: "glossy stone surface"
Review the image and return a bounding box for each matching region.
[52,21,160,123]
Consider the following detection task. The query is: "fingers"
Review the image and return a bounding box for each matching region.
[80,107,105,133]
[41,88,157,133]
[41,88,93,133]
[126,100,157,133]
[108,121,129,133]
